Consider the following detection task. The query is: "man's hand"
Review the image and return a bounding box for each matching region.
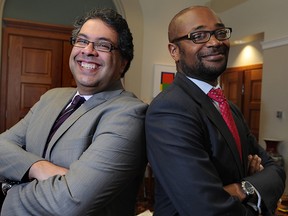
[223,183,246,202]
[223,155,264,201]
[248,154,264,175]
[28,160,68,181]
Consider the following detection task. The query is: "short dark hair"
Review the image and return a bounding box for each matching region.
[72,8,134,76]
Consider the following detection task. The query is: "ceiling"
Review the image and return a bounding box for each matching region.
[204,0,263,46]
[206,0,248,12]
[231,32,264,46]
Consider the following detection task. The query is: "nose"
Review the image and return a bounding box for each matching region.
[82,42,98,55]
[206,34,224,46]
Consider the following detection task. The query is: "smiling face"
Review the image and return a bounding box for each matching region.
[168,6,230,85]
[69,19,127,95]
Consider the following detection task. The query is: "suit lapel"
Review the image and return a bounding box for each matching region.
[174,73,243,173]
[37,90,76,156]
[229,103,249,174]
[44,83,125,158]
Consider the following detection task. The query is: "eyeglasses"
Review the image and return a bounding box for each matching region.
[171,27,232,44]
[70,37,118,52]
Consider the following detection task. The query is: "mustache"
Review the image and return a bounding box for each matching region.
[199,46,229,57]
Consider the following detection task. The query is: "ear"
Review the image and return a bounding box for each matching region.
[168,43,180,61]
[119,59,128,75]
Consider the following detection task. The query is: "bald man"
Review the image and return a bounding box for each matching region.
[146,6,285,216]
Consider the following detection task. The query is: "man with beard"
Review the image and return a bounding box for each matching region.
[145,6,285,216]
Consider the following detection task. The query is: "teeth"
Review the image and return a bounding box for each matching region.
[81,62,96,69]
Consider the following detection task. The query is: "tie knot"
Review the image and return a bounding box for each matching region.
[71,95,86,107]
[208,88,226,103]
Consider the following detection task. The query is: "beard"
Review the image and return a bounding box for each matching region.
[178,46,229,82]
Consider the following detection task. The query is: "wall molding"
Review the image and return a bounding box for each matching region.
[262,35,288,50]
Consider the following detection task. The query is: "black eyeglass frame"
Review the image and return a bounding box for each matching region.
[171,27,232,44]
[70,37,118,52]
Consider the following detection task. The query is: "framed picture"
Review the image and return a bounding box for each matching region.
[153,64,176,97]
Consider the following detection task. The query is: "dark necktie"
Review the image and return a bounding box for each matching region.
[46,95,86,144]
[208,88,242,161]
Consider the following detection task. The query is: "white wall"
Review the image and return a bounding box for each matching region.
[260,44,288,195]
[137,0,207,103]
[118,0,144,98]
[227,41,263,68]
[219,0,288,41]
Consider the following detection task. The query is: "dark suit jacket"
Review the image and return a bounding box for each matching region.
[146,72,285,216]
[0,81,148,216]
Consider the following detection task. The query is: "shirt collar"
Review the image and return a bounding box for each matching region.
[74,91,93,101]
[186,76,220,94]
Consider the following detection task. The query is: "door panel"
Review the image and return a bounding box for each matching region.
[243,69,262,140]
[6,35,62,129]
[221,69,243,109]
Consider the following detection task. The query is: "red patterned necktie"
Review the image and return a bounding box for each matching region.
[208,88,242,161]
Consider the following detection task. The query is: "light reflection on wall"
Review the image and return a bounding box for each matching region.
[228,42,263,67]
[242,45,253,59]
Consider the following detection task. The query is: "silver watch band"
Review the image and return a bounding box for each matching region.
[2,182,13,195]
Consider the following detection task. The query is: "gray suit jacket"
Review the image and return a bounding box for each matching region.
[0,81,148,216]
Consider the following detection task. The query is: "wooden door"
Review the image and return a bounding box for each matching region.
[0,18,74,132]
[220,64,262,140]
[5,35,62,129]
[243,68,262,140]
[220,68,243,109]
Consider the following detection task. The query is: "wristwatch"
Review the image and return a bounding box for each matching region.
[241,181,255,197]
[1,180,20,195]
[2,182,13,195]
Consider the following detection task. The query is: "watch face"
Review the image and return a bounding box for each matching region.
[244,182,255,194]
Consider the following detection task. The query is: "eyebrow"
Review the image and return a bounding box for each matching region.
[77,33,115,43]
[192,23,226,31]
